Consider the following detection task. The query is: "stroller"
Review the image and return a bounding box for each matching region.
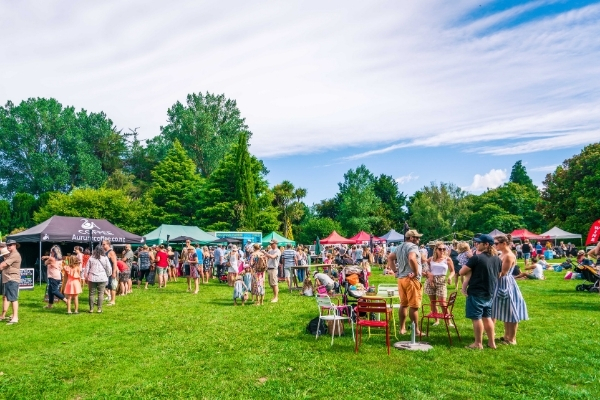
[339,265,369,306]
[574,261,600,293]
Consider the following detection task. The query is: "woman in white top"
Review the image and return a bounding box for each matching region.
[84,245,111,313]
[424,241,455,325]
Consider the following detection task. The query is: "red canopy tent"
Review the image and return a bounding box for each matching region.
[320,231,355,245]
[509,229,549,241]
[348,231,386,244]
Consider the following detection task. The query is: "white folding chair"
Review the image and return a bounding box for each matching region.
[315,295,355,346]
[377,284,400,338]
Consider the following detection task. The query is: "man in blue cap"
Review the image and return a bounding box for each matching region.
[460,233,501,349]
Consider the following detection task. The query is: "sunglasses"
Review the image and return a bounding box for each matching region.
[494,242,500,245]
[436,248,445,251]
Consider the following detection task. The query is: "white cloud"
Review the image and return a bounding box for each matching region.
[395,172,419,185]
[463,169,507,192]
[528,165,558,173]
[1,1,600,158]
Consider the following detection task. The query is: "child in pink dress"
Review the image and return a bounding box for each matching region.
[63,255,83,314]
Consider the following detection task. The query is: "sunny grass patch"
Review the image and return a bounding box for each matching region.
[0,264,599,399]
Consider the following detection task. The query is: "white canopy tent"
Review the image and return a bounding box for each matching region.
[540,226,582,245]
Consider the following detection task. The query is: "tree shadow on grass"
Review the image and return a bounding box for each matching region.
[542,301,600,312]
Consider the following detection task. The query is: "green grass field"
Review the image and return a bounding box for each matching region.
[1,261,599,399]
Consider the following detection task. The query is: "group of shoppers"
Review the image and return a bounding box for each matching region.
[388,230,529,349]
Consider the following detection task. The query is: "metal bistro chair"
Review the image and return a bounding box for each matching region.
[419,291,461,345]
[354,298,391,355]
[315,295,355,346]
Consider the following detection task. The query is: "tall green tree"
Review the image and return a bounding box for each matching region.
[408,182,471,241]
[509,160,534,188]
[34,187,155,235]
[337,165,382,234]
[372,174,407,233]
[11,192,37,230]
[198,140,278,232]
[160,92,250,177]
[124,129,169,194]
[539,143,600,236]
[272,181,307,239]
[0,98,127,196]
[149,140,204,226]
[232,133,258,230]
[0,200,10,236]
[296,215,344,245]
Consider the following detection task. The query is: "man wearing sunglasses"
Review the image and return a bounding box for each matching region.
[0,240,22,324]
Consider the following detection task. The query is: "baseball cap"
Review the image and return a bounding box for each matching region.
[474,234,494,245]
[405,229,423,238]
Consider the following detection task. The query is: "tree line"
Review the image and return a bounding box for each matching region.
[1,95,599,243]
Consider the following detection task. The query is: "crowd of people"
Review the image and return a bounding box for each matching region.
[388,230,530,349]
[2,232,598,354]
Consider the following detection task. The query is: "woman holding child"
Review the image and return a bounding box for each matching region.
[250,244,265,305]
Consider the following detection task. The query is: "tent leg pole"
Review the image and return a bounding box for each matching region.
[39,240,42,286]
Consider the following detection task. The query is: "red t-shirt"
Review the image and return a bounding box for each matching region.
[156,250,169,267]
[117,260,128,272]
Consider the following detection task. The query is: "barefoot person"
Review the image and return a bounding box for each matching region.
[459,234,501,350]
[387,229,423,336]
[492,235,528,345]
[0,240,22,324]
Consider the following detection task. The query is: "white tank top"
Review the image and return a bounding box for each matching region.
[429,259,448,276]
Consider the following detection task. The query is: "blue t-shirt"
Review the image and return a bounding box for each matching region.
[196,249,204,263]
[214,248,223,264]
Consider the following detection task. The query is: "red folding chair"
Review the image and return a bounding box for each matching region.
[419,291,460,345]
[354,298,391,355]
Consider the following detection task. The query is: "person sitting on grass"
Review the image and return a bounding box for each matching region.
[515,256,545,280]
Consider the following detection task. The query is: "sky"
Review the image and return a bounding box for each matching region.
[2,0,599,205]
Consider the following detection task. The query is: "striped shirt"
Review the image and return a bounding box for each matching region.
[282,249,296,267]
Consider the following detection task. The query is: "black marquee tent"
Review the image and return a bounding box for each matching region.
[7,216,145,284]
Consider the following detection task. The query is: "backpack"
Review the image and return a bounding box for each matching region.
[306,317,328,336]
[255,256,268,273]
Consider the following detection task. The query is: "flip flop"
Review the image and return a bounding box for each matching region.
[465,345,483,350]
[6,320,18,325]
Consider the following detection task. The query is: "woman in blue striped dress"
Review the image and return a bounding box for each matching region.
[492,235,528,345]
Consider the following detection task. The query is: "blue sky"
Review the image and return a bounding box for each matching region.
[2,1,599,204]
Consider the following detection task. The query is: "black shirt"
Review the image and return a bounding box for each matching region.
[449,249,459,270]
[465,252,501,299]
[522,243,531,253]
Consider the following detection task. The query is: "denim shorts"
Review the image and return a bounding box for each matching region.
[465,295,492,320]
[523,253,531,260]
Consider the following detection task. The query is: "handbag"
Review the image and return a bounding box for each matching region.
[147,271,156,285]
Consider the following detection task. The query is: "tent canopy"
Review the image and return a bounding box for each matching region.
[7,216,144,244]
[488,229,505,237]
[380,229,404,242]
[144,225,215,245]
[348,231,386,244]
[509,229,549,241]
[262,231,295,247]
[541,226,582,240]
[320,231,355,245]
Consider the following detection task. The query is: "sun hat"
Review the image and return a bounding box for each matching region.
[0,247,9,257]
[405,229,423,238]
[5,239,20,248]
[270,239,278,244]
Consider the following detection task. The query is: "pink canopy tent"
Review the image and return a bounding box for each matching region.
[320,231,355,245]
[509,229,549,241]
[348,231,386,244]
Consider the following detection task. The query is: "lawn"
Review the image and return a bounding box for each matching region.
[1,261,599,400]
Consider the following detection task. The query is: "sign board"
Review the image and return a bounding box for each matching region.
[20,268,34,290]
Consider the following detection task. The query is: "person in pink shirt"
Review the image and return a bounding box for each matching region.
[42,245,67,310]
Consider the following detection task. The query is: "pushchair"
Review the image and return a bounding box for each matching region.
[339,265,369,306]
[574,262,600,293]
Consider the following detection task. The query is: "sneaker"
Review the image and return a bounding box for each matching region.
[448,322,455,327]
[6,320,18,325]
[270,298,278,303]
